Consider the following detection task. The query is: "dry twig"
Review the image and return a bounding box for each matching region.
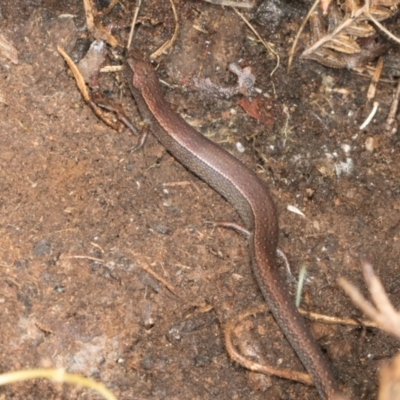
[366,56,383,101]
[385,78,400,134]
[224,301,377,385]
[232,7,280,77]
[288,0,320,72]
[136,262,184,301]
[338,261,400,339]
[82,0,118,47]
[202,0,255,8]
[57,46,123,131]
[127,0,142,50]
[301,0,400,69]
[151,0,179,59]
[224,305,313,385]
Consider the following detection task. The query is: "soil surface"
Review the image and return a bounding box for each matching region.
[1,1,400,399]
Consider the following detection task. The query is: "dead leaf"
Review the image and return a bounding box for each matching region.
[237,97,276,128]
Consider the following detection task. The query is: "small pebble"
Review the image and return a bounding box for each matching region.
[236,142,245,153]
[365,137,374,152]
[33,239,51,256]
[156,225,172,235]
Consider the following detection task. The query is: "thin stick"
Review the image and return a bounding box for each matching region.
[82,0,95,32]
[225,301,378,385]
[138,262,184,300]
[302,2,400,60]
[232,7,280,77]
[301,5,367,58]
[224,305,313,385]
[366,12,400,45]
[57,46,121,130]
[151,0,179,59]
[366,57,383,101]
[203,0,255,8]
[67,255,105,263]
[101,0,120,16]
[57,46,90,102]
[288,0,320,72]
[127,0,142,50]
[385,78,400,133]
[299,309,378,328]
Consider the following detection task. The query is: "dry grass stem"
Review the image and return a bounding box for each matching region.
[151,0,179,58]
[232,7,280,77]
[299,309,378,328]
[138,263,180,299]
[288,0,320,72]
[68,255,105,263]
[127,0,142,50]
[0,369,117,400]
[130,252,199,305]
[301,4,367,58]
[366,11,400,45]
[300,0,400,68]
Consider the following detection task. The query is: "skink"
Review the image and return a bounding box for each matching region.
[124,51,339,399]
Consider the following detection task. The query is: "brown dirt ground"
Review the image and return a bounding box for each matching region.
[0,1,400,399]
